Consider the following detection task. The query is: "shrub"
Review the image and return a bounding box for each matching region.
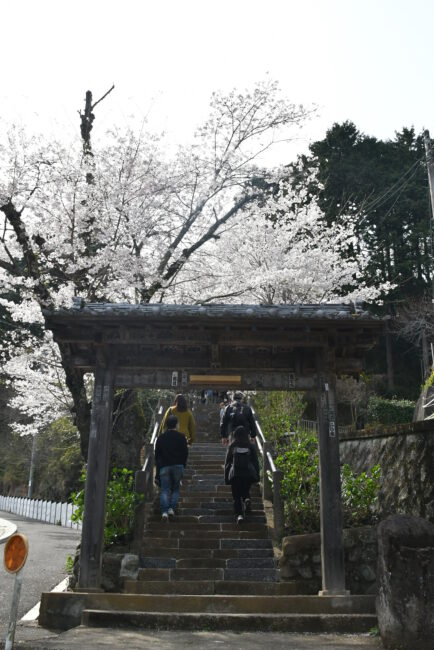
[275,432,320,534]
[341,463,381,528]
[423,370,434,391]
[366,396,415,425]
[253,391,306,444]
[275,431,381,535]
[71,467,143,546]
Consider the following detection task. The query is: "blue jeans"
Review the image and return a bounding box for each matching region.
[159,464,184,514]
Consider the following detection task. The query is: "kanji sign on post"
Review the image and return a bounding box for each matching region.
[4,533,29,574]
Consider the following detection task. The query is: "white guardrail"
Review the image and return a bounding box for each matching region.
[0,495,81,529]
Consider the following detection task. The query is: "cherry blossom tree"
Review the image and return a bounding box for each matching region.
[0,80,390,461]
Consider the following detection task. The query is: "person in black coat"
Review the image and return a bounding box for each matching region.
[220,391,257,446]
[155,415,188,521]
[224,425,260,524]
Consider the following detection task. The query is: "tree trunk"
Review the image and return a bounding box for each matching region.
[421,328,430,380]
[110,390,149,471]
[385,325,394,392]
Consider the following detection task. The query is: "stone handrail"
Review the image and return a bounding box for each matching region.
[251,407,285,539]
[132,404,165,551]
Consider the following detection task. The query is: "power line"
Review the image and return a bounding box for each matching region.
[362,157,424,214]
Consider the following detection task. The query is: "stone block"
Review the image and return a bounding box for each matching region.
[282,532,319,555]
[377,514,434,650]
[221,539,272,549]
[102,553,124,592]
[280,563,298,579]
[223,568,279,582]
[139,557,176,569]
[226,558,275,569]
[297,566,312,579]
[359,564,375,582]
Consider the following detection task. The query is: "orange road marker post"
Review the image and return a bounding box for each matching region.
[4,533,29,650]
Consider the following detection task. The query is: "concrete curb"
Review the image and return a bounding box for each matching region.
[0,517,17,544]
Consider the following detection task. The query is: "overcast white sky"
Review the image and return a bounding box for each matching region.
[2,0,433,163]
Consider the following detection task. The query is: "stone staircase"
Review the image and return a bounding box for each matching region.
[78,403,377,632]
[127,442,281,589]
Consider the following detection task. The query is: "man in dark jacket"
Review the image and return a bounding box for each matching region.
[220,391,257,446]
[155,415,188,521]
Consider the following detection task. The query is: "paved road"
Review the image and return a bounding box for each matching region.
[0,511,80,639]
[9,627,383,649]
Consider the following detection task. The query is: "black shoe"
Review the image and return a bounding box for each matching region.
[244,498,251,514]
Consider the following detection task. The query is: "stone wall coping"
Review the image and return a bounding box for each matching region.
[339,419,434,443]
[282,525,377,554]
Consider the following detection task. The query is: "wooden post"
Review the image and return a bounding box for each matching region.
[316,350,348,595]
[78,361,115,590]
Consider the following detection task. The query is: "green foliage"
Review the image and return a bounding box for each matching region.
[65,555,74,574]
[71,467,143,547]
[253,391,306,444]
[274,431,381,535]
[34,417,83,501]
[275,432,320,534]
[341,464,381,528]
[422,370,434,391]
[366,396,415,425]
[292,122,431,302]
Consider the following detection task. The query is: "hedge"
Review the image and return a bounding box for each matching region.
[366,396,415,425]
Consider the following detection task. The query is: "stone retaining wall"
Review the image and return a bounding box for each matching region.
[280,526,377,595]
[339,421,434,522]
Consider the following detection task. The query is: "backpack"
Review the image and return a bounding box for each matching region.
[232,446,251,477]
[228,401,248,432]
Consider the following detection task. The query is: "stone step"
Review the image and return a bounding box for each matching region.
[137,557,277,570]
[144,528,268,539]
[124,580,297,596]
[183,474,225,480]
[78,593,376,614]
[152,503,264,518]
[147,515,267,524]
[138,568,226,581]
[177,497,263,504]
[142,537,273,549]
[223,568,279,582]
[137,567,279,582]
[161,489,261,498]
[82,609,377,633]
[184,461,225,466]
[176,558,227,569]
[41,591,377,631]
[146,521,268,531]
[139,548,274,560]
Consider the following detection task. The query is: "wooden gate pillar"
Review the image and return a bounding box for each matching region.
[316,350,348,595]
[78,360,115,590]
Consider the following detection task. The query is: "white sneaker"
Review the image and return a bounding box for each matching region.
[168,508,175,517]
[237,515,244,525]
[161,512,168,522]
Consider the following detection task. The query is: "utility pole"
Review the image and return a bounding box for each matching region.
[424,130,434,303]
[27,433,37,499]
[423,130,434,376]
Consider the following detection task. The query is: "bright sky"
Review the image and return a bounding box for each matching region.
[2,0,433,163]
